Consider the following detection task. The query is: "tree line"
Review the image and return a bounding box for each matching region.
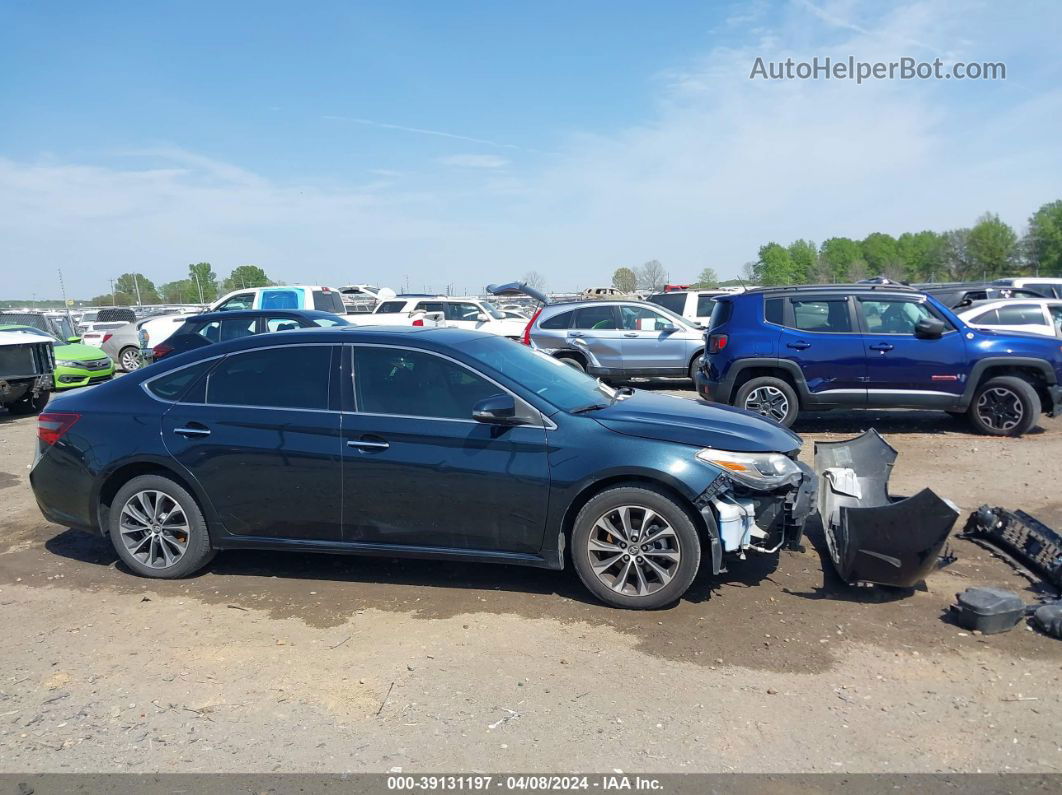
[747,200,1062,286]
[608,199,1062,291]
[90,264,273,306]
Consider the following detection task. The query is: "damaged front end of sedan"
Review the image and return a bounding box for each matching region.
[692,448,817,574]
[815,429,959,588]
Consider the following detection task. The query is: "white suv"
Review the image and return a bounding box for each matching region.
[370,296,527,338]
[647,289,735,326]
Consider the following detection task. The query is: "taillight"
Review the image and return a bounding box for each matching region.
[102,333,113,344]
[523,308,543,345]
[707,333,729,354]
[412,318,424,327]
[153,342,174,360]
[37,413,79,446]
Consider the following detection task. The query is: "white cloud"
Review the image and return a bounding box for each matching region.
[437,154,510,169]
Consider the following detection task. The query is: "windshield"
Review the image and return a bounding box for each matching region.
[458,336,613,412]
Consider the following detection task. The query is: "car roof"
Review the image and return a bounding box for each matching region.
[733,284,922,298]
[539,299,650,312]
[959,298,1058,313]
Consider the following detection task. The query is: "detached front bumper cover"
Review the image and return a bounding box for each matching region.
[815,429,959,588]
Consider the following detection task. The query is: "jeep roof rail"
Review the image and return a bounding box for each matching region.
[743,283,922,295]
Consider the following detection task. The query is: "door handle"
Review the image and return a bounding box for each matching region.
[623,332,638,337]
[787,341,811,350]
[347,439,389,451]
[173,425,211,438]
[568,332,584,338]
[869,343,895,352]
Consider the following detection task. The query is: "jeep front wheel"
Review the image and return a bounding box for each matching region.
[968,376,1040,437]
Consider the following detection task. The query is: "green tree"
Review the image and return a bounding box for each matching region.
[967,213,1018,279]
[693,267,719,288]
[1026,200,1062,276]
[755,243,796,285]
[861,233,900,276]
[159,280,196,303]
[91,291,133,306]
[896,230,947,282]
[223,265,272,291]
[115,273,160,305]
[818,237,862,282]
[786,240,817,284]
[187,262,219,303]
[611,267,637,292]
[941,228,973,280]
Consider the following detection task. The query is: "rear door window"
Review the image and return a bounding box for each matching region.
[261,289,301,310]
[791,299,852,333]
[376,301,407,314]
[414,301,446,314]
[206,345,332,410]
[265,316,304,332]
[571,306,617,330]
[446,302,481,322]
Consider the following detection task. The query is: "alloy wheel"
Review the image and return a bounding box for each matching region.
[121,349,142,371]
[976,387,1024,432]
[744,386,789,422]
[586,505,681,597]
[118,490,189,569]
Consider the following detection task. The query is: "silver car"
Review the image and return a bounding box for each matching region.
[528,300,705,380]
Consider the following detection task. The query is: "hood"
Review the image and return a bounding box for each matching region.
[591,390,802,454]
[54,342,110,360]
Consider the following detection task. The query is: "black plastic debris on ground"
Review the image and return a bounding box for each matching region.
[815,429,960,589]
[962,506,1062,590]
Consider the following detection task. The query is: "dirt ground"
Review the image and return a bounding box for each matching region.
[1,389,1060,773]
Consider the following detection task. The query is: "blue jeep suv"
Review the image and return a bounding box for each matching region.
[696,284,1062,436]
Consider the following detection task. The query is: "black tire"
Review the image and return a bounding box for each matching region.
[556,353,586,372]
[571,485,701,610]
[119,346,142,372]
[7,390,49,415]
[967,376,1040,437]
[109,474,215,578]
[688,354,703,381]
[733,376,799,427]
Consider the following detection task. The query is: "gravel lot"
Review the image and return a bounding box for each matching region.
[1,388,1060,773]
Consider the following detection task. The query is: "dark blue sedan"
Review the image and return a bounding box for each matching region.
[29,326,813,609]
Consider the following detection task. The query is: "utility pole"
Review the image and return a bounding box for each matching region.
[109,278,116,306]
[132,273,143,306]
[58,267,74,330]
[192,271,204,304]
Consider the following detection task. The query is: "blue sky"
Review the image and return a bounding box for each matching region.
[2,0,1060,298]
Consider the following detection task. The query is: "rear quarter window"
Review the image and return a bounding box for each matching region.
[312,291,345,312]
[375,301,406,314]
[146,361,212,402]
[708,300,733,330]
[764,298,783,325]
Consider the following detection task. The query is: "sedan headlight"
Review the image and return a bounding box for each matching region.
[56,359,82,368]
[695,448,803,490]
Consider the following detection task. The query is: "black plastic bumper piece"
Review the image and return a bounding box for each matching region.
[962,506,1062,589]
[815,429,959,588]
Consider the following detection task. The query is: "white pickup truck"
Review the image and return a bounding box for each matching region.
[351,295,526,337]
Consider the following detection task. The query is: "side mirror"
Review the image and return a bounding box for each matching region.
[476,312,489,322]
[472,394,525,425]
[67,336,81,344]
[914,317,945,339]
[659,323,678,333]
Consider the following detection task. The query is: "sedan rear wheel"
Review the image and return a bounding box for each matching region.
[571,486,700,609]
[109,475,215,578]
[119,346,142,372]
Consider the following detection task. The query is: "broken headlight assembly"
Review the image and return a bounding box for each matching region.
[695,448,803,491]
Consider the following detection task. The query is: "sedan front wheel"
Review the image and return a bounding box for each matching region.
[571,485,701,609]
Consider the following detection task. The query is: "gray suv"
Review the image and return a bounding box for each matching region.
[528,300,705,379]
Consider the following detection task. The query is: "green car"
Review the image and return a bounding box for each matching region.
[0,325,115,390]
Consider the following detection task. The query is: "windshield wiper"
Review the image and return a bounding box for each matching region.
[571,403,609,414]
